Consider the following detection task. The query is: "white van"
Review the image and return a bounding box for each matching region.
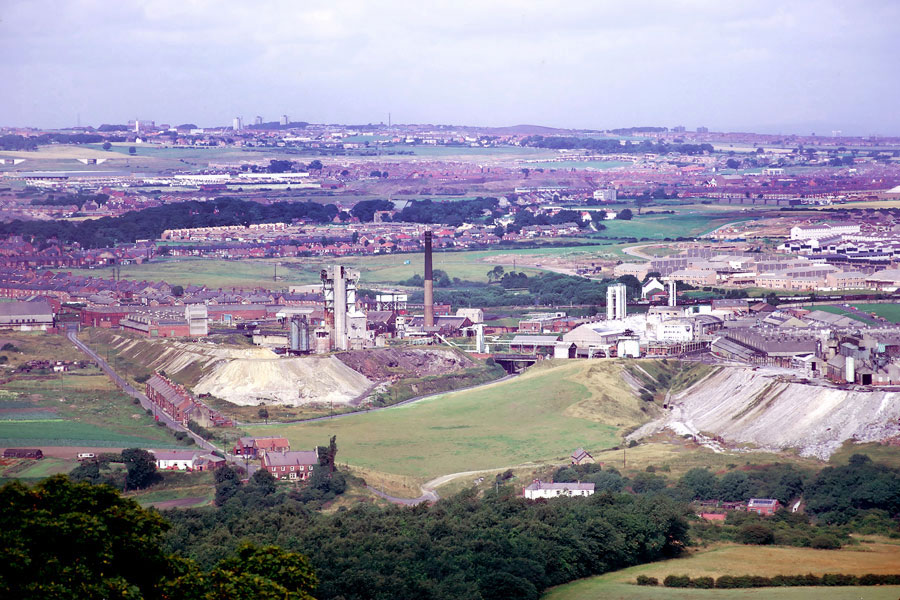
[77,452,96,460]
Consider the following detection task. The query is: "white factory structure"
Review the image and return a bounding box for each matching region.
[320,265,368,351]
[606,283,627,321]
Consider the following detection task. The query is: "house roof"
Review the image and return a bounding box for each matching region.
[262,450,318,467]
[571,447,592,460]
[0,300,54,318]
[254,437,290,450]
[152,450,201,461]
[748,498,779,507]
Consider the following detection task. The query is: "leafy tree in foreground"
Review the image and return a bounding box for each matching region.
[0,475,173,599]
[0,476,319,600]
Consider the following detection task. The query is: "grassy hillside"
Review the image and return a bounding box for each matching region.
[247,360,682,481]
[543,540,900,600]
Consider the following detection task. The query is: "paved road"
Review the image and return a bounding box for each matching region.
[621,244,657,261]
[66,328,253,472]
[366,485,437,506]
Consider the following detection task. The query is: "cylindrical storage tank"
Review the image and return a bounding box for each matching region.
[298,317,310,352]
[290,317,300,351]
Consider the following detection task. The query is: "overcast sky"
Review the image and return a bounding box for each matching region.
[1,0,897,135]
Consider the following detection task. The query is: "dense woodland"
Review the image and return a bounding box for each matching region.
[163,485,689,600]
[1,197,340,248]
[394,197,502,226]
[3,193,593,248]
[3,450,900,598]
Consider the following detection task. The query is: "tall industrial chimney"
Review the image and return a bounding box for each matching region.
[424,231,434,327]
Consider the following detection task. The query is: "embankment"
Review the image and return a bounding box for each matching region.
[630,366,900,459]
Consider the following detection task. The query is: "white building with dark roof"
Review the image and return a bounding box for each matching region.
[524,480,594,499]
[0,300,54,331]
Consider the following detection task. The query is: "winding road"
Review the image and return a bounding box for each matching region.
[367,463,548,506]
[621,244,658,261]
[66,327,253,472]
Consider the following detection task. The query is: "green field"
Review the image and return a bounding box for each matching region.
[850,303,900,323]
[543,541,900,600]
[0,456,79,483]
[0,333,186,450]
[246,361,655,482]
[0,420,178,448]
[802,304,869,323]
[594,213,749,240]
[59,244,622,289]
[829,442,900,469]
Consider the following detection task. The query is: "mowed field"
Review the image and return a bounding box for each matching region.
[850,303,900,323]
[593,213,750,240]
[0,375,182,449]
[246,361,647,482]
[57,244,623,289]
[0,333,182,450]
[542,541,900,600]
[802,304,869,323]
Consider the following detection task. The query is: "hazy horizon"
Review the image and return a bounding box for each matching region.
[2,0,898,136]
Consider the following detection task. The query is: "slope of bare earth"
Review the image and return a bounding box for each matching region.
[95,333,372,407]
[335,347,475,381]
[192,355,372,407]
[628,366,900,459]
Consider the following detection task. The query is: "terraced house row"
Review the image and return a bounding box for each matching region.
[144,373,233,428]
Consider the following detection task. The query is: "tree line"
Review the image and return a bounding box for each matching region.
[520,135,714,156]
[2,197,340,248]
[0,132,116,150]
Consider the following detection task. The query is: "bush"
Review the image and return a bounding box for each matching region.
[821,573,857,586]
[692,576,714,589]
[810,534,841,550]
[663,575,691,588]
[715,575,738,588]
[635,575,658,586]
[739,523,775,545]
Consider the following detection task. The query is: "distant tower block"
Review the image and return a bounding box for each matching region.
[280,114,289,126]
[424,231,434,327]
[606,283,627,320]
[232,116,243,131]
[668,280,677,307]
[254,116,263,125]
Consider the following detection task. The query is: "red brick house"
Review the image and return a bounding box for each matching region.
[233,436,290,458]
[747,498,780,516]
[145,373,233,427]
[261,449,319,481]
